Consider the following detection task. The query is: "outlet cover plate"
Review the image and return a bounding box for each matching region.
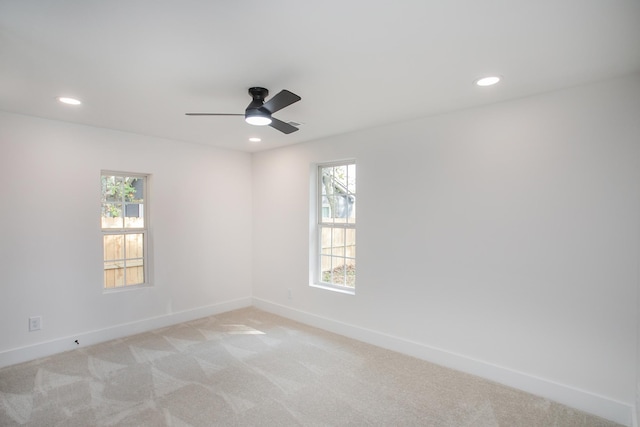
[29,316,42,331]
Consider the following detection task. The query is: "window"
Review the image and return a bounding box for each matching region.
[101,173,148,288]
[316,161,356,289]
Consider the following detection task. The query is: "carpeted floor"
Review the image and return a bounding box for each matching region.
[0,307,621,426]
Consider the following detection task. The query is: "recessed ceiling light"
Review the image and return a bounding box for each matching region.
[57,96,82,105]
[474,76,501,87]
[249,137,261,142]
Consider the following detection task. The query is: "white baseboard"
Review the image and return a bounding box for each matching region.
[0,297,252,369]
[252,297,634,427]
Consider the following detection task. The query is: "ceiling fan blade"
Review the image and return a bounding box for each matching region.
[185,113,244,116]
[262,90,301,114]
[269,117,299,134]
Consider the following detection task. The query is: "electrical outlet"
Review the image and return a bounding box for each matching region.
[287,289,292,300]
[29,316,42,331]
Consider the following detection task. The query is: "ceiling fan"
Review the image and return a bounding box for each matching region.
[186,87,301,134]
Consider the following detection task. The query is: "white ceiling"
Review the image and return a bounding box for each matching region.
[1,1,639,153]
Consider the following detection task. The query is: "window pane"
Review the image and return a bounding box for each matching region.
[124,204,144,228]
[336,194,354,220]
[125,234,144,259]
[320,255,333,283]
[103,235,124,261]
[331,258,348,286]
[347,163,356,193]
[321,195,335,222]
[346,195,356,224]
[331,228,345,256]
[104,261,124,288]
[126,265,144,286]
[332,165,345,185]
[102,176,124,202]
[346,229,356,259]
[320,227,332,255]
[127,177,144,203]
[345,259,356,288]
[321,195,355,222]
[101,204,123,228]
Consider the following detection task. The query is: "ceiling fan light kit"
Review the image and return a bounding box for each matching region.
[245,110,272,126]
[186,87,301,134]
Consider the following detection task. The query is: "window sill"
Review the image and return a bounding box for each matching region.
[103,283,153,293]
[310,282,355,295]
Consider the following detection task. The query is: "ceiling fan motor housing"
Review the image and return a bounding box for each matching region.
[247,87,270,110]
[245,87,272,125]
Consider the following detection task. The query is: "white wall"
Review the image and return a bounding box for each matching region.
[0,113,253,365]
[252,73,640,425]
[1,74,638,425]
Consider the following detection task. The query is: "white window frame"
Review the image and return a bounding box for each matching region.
[101,171,150,290]
[311,160,356,294]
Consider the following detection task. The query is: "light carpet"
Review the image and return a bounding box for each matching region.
[0,307,621,426]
